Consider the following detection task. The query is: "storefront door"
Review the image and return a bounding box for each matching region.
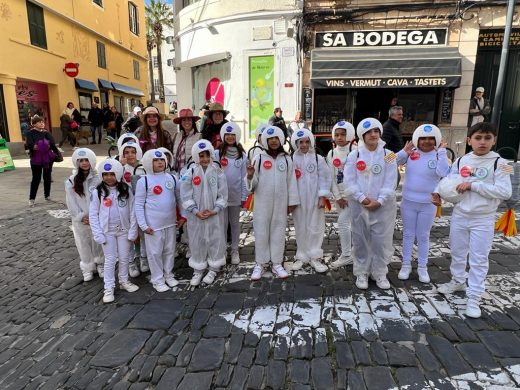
[0,86,8,141]
[15,79,51,135]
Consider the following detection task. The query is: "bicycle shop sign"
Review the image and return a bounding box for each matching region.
[315,28,448,47]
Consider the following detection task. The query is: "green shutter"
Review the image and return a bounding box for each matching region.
[27,1,47,49]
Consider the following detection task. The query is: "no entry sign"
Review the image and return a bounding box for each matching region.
[64,63,79,77]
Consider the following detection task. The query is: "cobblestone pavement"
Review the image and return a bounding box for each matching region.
[1,195,520,389]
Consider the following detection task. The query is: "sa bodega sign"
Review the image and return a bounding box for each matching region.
[315,28,447,48]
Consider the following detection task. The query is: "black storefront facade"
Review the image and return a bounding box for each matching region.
[307,28,462,152]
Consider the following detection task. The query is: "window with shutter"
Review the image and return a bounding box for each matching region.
[26,1,47,49]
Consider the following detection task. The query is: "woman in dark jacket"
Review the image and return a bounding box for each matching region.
[201,102,229,149]
[26,115,60,206]
[104,106,125,138]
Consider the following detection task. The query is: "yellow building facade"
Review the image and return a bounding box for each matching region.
[0,0,148,153]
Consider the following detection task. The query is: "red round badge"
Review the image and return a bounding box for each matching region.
[103,198,112,207]
[333,158,341,168]
[410,151,420,161]
[221,157,228,167]
[460,165,472,178]
[356,161,366,171]
[153,185,163,195]
[193,176,202,186]
[263,161,273,170]
[295,168,302,179]
[123,171,132,183]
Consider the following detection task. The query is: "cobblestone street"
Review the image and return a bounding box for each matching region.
[1,191,520,389]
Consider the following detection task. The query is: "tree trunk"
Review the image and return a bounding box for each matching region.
[156,36,165,103]
[148,47,156,103]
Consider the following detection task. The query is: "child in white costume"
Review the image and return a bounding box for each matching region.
[181,140,228,286]
[65,148,104,281]
[134,149,184,292]
[289,128,332,273]
[89,159,139,303]
[437,122,512,318]
[396,124,450,283]
[214,122,248,264]
[246,126,300,280]
[343,118,398,290]
[326,121,356,269]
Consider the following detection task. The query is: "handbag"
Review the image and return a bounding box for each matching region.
[54,150,64,162]
[107,120,116,130]
[70,120,79,130]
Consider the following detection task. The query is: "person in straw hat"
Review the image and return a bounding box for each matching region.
[172,108,201,172]
[201,102,229,149]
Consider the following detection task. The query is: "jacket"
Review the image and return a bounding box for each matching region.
[202,120,228,149]
[65,171,101,223]
[381,118,404,153]
[88,107,104,127]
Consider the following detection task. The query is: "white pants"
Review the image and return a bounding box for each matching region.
[187,213,226,271]
[72,221,103,272]
[293,202,325,262]
[337,203,352,258]
[102,230,132,289]
[224,205,241,252]
[350,197,397,278]
[144,226,176,285]
[400,199,436,266]
[449,214,494,301]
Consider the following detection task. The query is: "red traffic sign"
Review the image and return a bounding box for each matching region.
[64,62,79,77]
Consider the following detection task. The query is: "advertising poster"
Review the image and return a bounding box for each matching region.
[249,56,274,137]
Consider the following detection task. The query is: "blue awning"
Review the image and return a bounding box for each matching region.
[98,79,114,90]
[74,78,98,91]
[111,82,144,97]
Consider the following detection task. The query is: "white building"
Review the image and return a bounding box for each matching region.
[173,0,302,142]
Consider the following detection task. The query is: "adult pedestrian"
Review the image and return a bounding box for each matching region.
[67,102,82,126]
[59,106,73,147]
[26,115,60,206]
[268,107,289,139]
[201,102,229,149]
[382,105,404,153]
[289,111,306,138]
[104,106,124,139]
[468,86,491,127]
[172,108,201,172]
[123,106,142,133]
[135,106,173,153]
[88,102,104,144]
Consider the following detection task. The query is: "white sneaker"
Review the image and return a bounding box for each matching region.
[375,276,391,290]
[417,267,430,283]
[45,197,52,202]
[250,264,264,281]
[309,259,328,273]
[231,251,240,265]
[120,281,139,292]
[165,276,179,287]
[437,279,466,295]
[286,260,303,271]
[140,257,149,273]
[330,256,353,269]
[153,283,170,292]
[202,270,217,285]
[186,249,191,259]
[272,264,289,279]
[356,274,369,290]
[398,264,412,280]
[103,288,114,303]
[82,271,94,282]
[465,298,482,318]
[29,199,35,207]
[190,272,204,286]
[97,265,104,279]
[128,261,141,278]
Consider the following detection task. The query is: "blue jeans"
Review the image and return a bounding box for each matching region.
[90,125,102,143]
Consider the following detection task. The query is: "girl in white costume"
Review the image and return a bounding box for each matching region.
[214,122,248,264]
[396,124,450,283]
[65,148,104,281]
[89,159,139,303]
[289,128,332,273]
[134,149,184,292]
[246,126,300,280]
[343,118,397,290]
[326,121,356,269]
[181,140,228,286]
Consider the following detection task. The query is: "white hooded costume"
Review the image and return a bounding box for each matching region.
[180,140,228,271]
[291,129,332,262]
[65,148,104,274]
[247,126,300,265]
[343,118,397,279]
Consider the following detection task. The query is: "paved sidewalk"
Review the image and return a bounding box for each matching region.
[1,145,520,389]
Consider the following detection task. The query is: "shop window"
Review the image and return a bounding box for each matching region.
[93,0,103,7]
[114,95,124,116]
[26,1,47,49]
[100,91,109,108]
[133,60,140,80]
[97,41,106,69]
[78,93,92,125]
[128,2,139,36]
[183,0,200,7]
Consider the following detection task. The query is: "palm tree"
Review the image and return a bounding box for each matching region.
[145,0,174,103]
[146,22,156,103]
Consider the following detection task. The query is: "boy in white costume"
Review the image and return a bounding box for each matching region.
[65,148,104,281]
[343,118,398,290]
[181,140,228,286]
[134,149,184,292]
[246,126,300,280]
[288,128,332,273]
[437,122,512,318]
[326,121,356,269]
